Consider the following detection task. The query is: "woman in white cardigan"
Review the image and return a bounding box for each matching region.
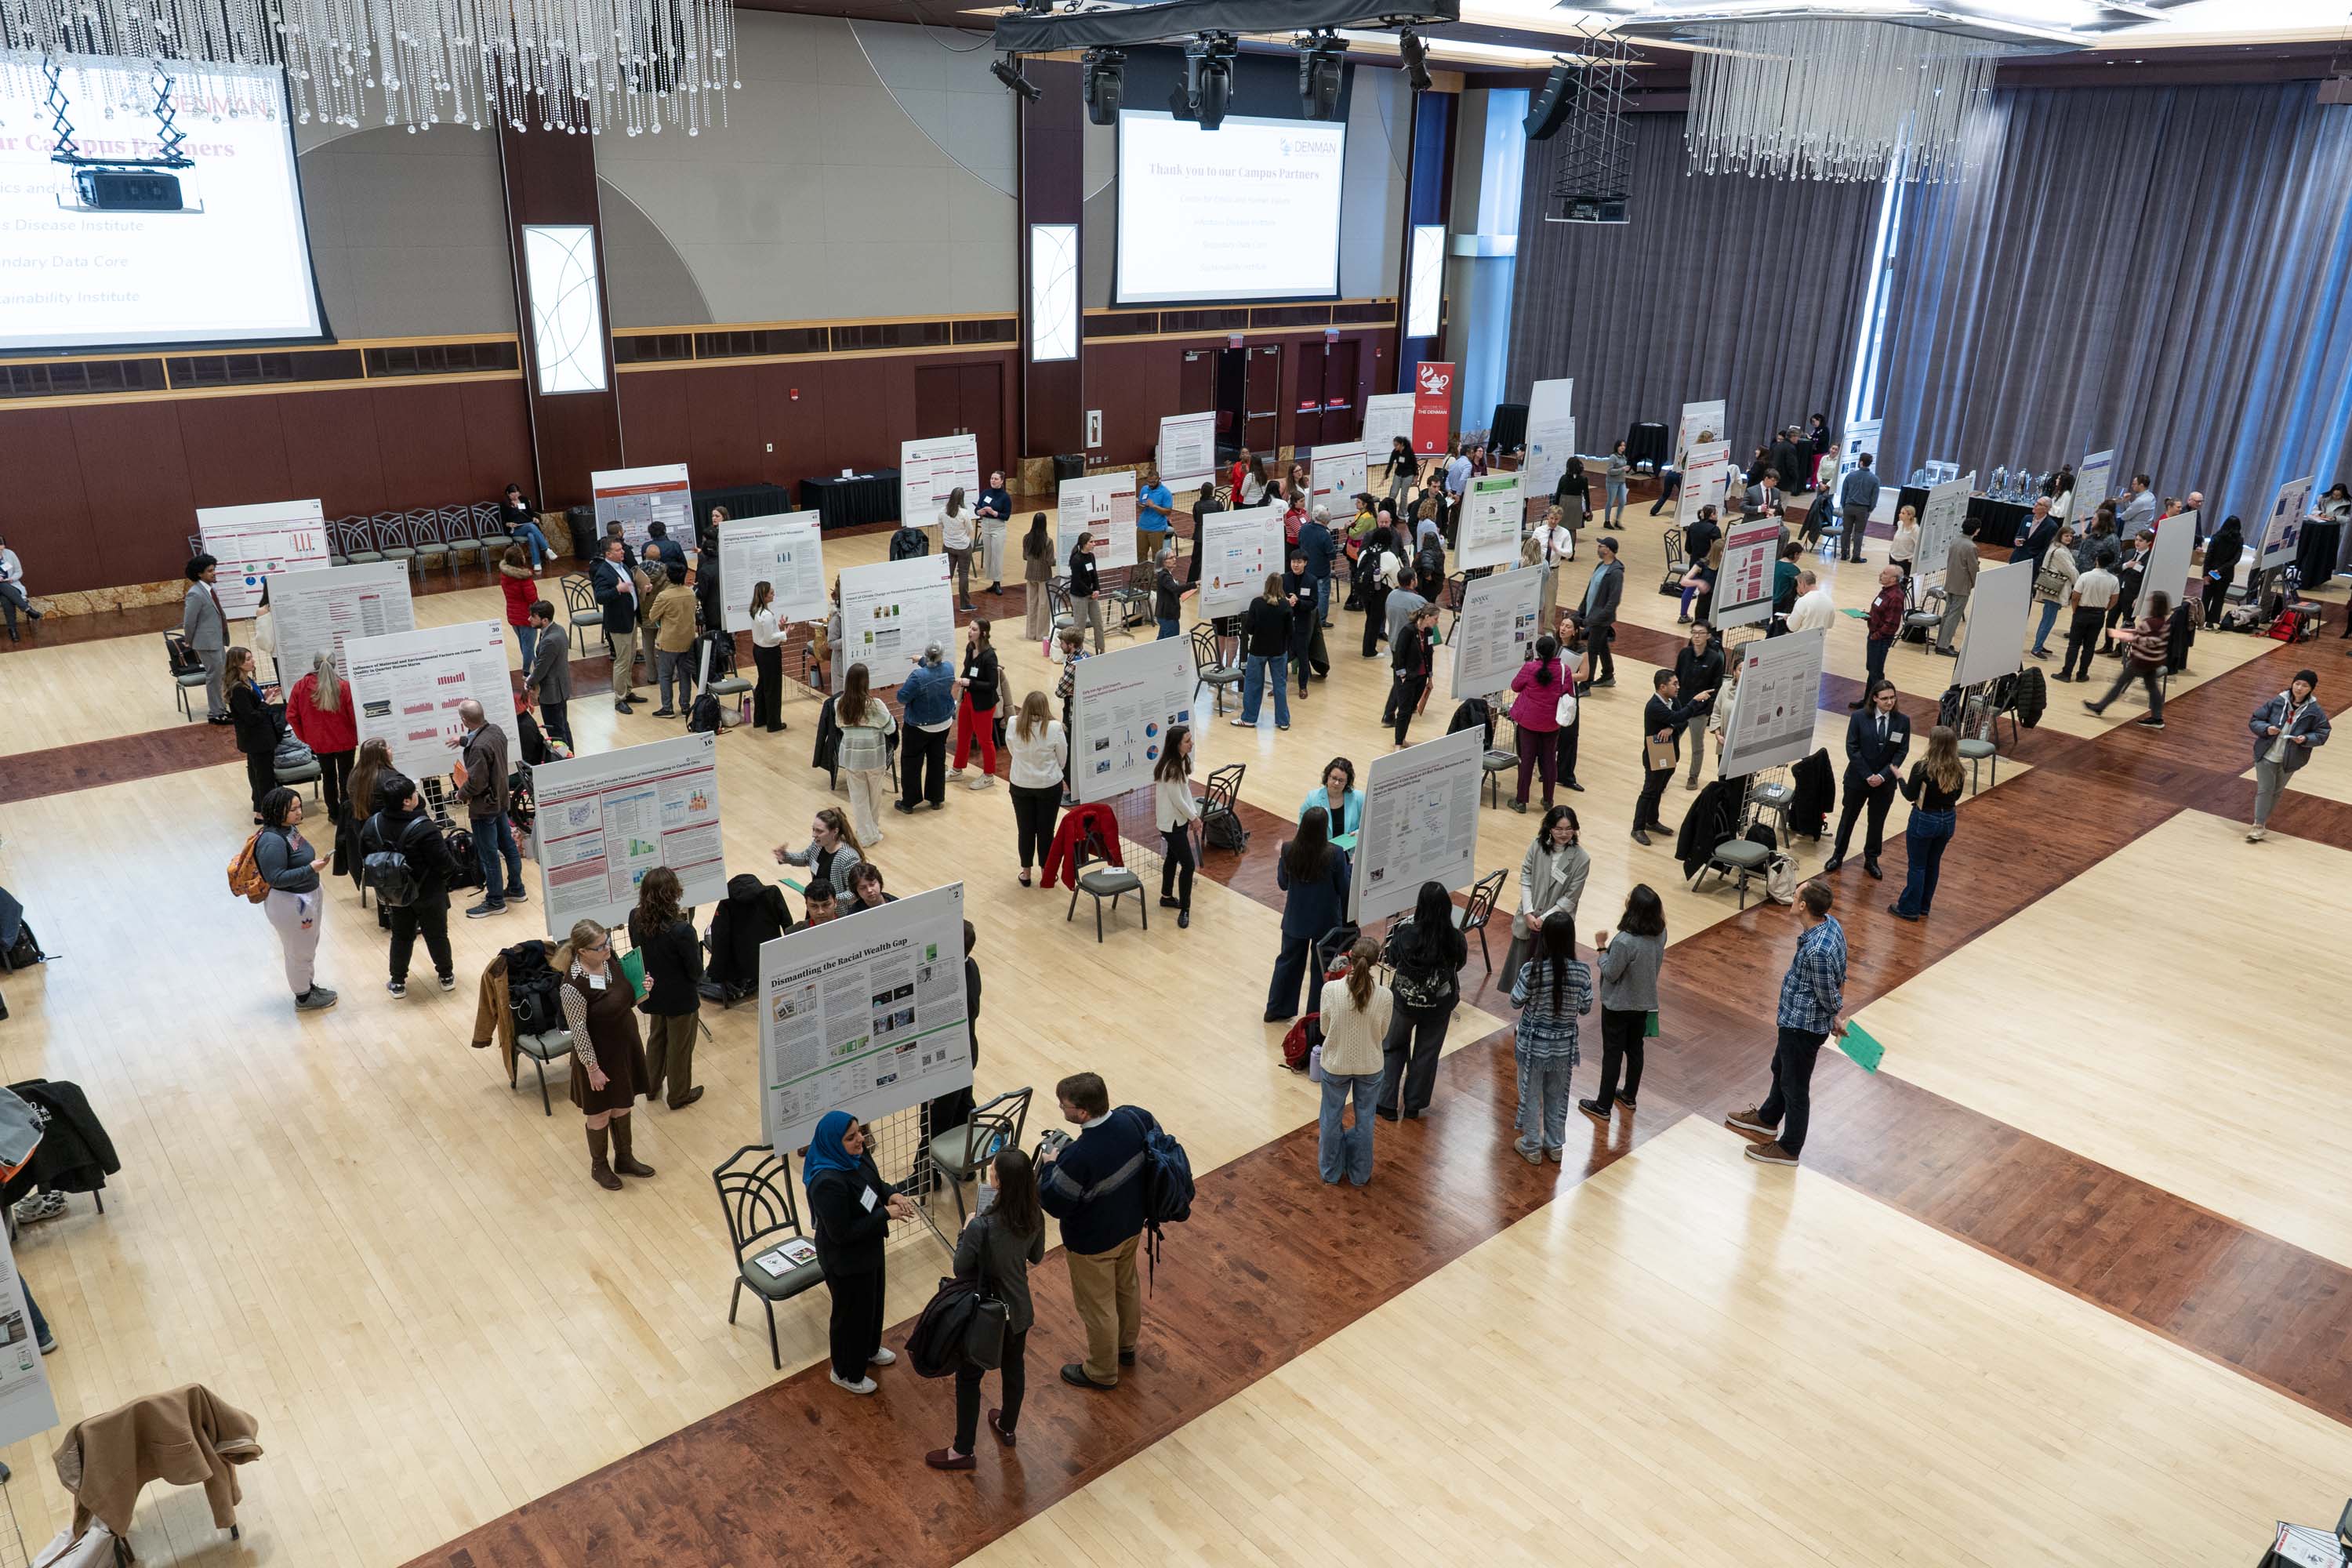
[1315,937,1392,1186]
[1501,805,1590,984]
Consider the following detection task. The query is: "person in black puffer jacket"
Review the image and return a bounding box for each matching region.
[365,771,456,996]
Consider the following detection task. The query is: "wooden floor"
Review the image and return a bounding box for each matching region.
[0,495,2347,1566]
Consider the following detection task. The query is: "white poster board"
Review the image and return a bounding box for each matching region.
[1677,440,1730,535]
[347,619,514,782]
[759,883,973,1156]
[900,434,982,529]
[1718,627,1826,779]
[1676,398,1726,466]
[1523,377,1575,499]
[1056,471,1138,571]
[531,732,725,938]
[1458,473,1524,571]
[1835,419,1883,505]
[1916,474,1975,592]
[2256,475,2314,572]
[2074,448,2115,535]
[270,561,416,685]
[1156,412,1218,493]
[1352,726,1482,924]
[2139,507,2198,619]
[1310,441,1368,517]
[1071,635,1196,804]
[1712,514,1782,633]
[1448,564,1544,701]
[1199,503,1283,619]
[1363,392,1416,460]
[834,554,955,691]
[197,499,329,618]
[1951,558,2034,689]
[720,512,826,631]
[0,1228,57,1450]
[592,463,692,557]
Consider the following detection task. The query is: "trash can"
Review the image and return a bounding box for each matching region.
[1054,453,1086,482]
[564,504,597,561]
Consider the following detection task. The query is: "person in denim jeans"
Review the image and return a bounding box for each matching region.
[1232,575,1292,730]
[1888,727,1965,922]
[1509,912,1590,1163]
[499,485,554,568]
[1314,939,1391,1186]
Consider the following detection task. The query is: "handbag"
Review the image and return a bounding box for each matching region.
[962,1217,1008,1371]
[1555,689,1579,728]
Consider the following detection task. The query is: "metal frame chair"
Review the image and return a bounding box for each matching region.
[1454,867,1506,973]
[1194,761,1246,857]
[1190,623,1243,715]
[928,1087,1033,1226]
[408,509,456,578]
[336,517,383,566]
[1696,836,1773,909]
[474,501,516,560]
[1065,823,1146,942]
[508,1027,572,1115]
[1480,713,1519,808]
[441,506,488,575]
[165,632,208,720]
[711,1145,826,1370]
[561,574,605,659]
[374,512,420,577]
[703,630,753,724]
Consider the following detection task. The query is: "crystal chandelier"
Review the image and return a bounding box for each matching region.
[0,0,739,136]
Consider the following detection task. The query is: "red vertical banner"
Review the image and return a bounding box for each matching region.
[1412,361,1455,455]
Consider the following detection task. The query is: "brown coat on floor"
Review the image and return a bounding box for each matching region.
[53,1383,263,1539]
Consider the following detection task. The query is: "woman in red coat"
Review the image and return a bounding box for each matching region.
[497,544,540,673]
[286,651,360,823]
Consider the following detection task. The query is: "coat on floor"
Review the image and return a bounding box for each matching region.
[54,1384,262,1539]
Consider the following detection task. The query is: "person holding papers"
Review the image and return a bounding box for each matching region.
[1784,570,1837,635]
[1633,670,1705,847]
[1726,880,1846,1167]
[804,1110,916,1396]
[557,919,654,1192]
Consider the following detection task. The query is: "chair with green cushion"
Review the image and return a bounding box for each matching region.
[409,510,456,578]
[336,517,383,566]
[561,573,604,659]
[510,1029,572,1116]
[374,513,420,578]
[702,632,753,724]
[712,1145,827,1370]
[474,501,515,561]
[439,506,486,575]
[928,1087,1032,1227]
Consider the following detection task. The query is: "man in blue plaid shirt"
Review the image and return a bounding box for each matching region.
[1727,879,1846,1167]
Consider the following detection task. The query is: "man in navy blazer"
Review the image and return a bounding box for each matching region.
[1824,679,1911,877]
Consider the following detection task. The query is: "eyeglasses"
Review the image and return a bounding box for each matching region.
[582,941,610,954]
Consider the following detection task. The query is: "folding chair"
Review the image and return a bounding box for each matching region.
[1065,824,1146,942]
[928,1087,1033,1227]
[1454,867,1506,974]
[712,1145,826,1370]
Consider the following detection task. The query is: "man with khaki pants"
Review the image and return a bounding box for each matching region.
[1038,1071,1149,1390]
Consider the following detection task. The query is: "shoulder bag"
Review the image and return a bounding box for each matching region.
[962,1215,1008,1370]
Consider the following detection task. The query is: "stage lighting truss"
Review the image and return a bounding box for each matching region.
[42,56,202,215]
[1541,25,1635,225]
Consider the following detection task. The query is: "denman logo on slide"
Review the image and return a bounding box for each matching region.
[1417,363,1451,396]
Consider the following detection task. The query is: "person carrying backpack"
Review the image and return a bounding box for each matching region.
[1037,1071,1153,1392]
[361,771,456,997]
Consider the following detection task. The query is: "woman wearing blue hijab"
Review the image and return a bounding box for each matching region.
[804,1110,914,1395]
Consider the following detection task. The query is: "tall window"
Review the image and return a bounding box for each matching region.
[1029,224,1078,363]
[1407,223,1446,339]
[520,225,608,395]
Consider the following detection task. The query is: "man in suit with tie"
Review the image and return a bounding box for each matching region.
[1824,679,1910,878]
[181,554,231,724]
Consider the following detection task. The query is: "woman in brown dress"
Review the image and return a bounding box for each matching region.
[559,918,655,1191]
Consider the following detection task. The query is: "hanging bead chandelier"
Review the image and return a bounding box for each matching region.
[0,0,739,136]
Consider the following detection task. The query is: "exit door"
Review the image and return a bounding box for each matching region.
[1293,339,1362,451]
[1243,344,1281,455]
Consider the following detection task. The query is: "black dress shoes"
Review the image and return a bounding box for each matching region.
[1864,858,1883,879]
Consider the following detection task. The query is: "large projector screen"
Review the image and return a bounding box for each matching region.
[1116,110,1346,306]
[0,54,325,352]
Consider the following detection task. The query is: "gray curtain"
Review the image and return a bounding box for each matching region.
[1870,82,2352,539]
[1505,111,1882,462]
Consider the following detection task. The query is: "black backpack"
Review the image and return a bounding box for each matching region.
[1137,1110,1195,1285]
[687,691,724,734]
[358,812,436,908]
[445,824,483,890]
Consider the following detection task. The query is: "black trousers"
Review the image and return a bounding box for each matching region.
[1011,784,1061,870]
[388,902,452,983]
[2060,606,2106,680]
[902,725,949,807]
[1266,935,1313,1021]
[317,748,354,825]
[1391,673,1427,745]
[1635,764,1673,831]
[753,642,785,730]
[1378,1003,1454,1116]
[244,750,277,812]
[1360,586,1390,655]
[1554,719,1580,785]
[1831,774,1896,861]
[540,701,573,749]
[1758,1026,1828,1156]
[826,1267,886,1381]
[1595,1007,1646,1105]
[1586,623,1615,684]
[1161,828,1196,911]
[955,1326,1028,1452]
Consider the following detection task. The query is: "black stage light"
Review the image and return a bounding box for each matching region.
[1295,33,1344,121]
[1083,48,1127,125]
[1524,60,1579,140]
[991,55,1041,103]
[1397,28,1432,92]
[1185,33,1236,129]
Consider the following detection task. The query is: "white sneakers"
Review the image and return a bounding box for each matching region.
[869,1347,898,1367]
[829,1372,877,1396]
[967,775,995,790]
[2247,826,2267,843]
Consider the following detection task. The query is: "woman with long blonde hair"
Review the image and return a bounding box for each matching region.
[1006,689,1065,887]
[1315,936,1392,1185]
[830,663,897,845]
[1889,725,1966,922]
[557,918,655,1190]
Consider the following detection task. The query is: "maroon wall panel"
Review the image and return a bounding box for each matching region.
[281,391,389,518]
[179,397,292,510]
[459,381,537,504]
[0,410,96,593]
[71,403,194,589]
[1083,339,1185,466]
[617,372,695,481]
[683,365,764,488]
[754,367,828,492]
[818,359,891,476]
[369,385,475,510]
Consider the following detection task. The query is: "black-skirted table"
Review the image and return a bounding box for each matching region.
[1626,422,1671,471]
[694,483,795,531]
[1896,486,2034,546]
[800,469,902,530]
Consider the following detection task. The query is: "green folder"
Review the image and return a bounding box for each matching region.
[1838,1022,1885,1073]
[1840,607,1868,618]
[618,947,646,1001]
[1642,1011,1659,1038]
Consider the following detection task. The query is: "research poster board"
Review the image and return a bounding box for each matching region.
[759,884,973,1156]
[1310,441,1368,517]
[1056,471,1139,572]
[1712,514,1782,633]
[1412,361,1455,456]
[1458,473,1525,571]
[532,733,724,937]
[833,555,955,691]
[2256,475,2314,572]
[1523,378,1576,499]
[1718,627,1827,779]
[271,561,416,685]
[2139,507,2198,618]
[900,434,981,530]
[1677,440,1730,536]
[592,463,692,558]
[1835,419,1883,504]
[1156,412,1218,493]
[1199,504,1283,619]
[1952,558,2034,689]
[0,1226,57,1450]
[1449,565,1545,701]
[1916,474,1975,592]
[1352,726,1482,924]
[720,512,826,631]
[1677,398,1726,466]
[1363,392,1417,460]
[198,499,330,618]
[2074,448,2115,535]
[1071,635,1196,804]
[347,619,514,782]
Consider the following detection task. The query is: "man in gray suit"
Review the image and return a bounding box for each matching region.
[523,599,573,750]
[181,554,231,722]
[1574,535,1624,689]
[1933,521,1980,656]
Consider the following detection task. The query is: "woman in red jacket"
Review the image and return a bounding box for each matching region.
[497,545,540,673]
[287,651,360,823]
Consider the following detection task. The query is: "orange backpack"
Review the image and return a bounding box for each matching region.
[227,833,271,903]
